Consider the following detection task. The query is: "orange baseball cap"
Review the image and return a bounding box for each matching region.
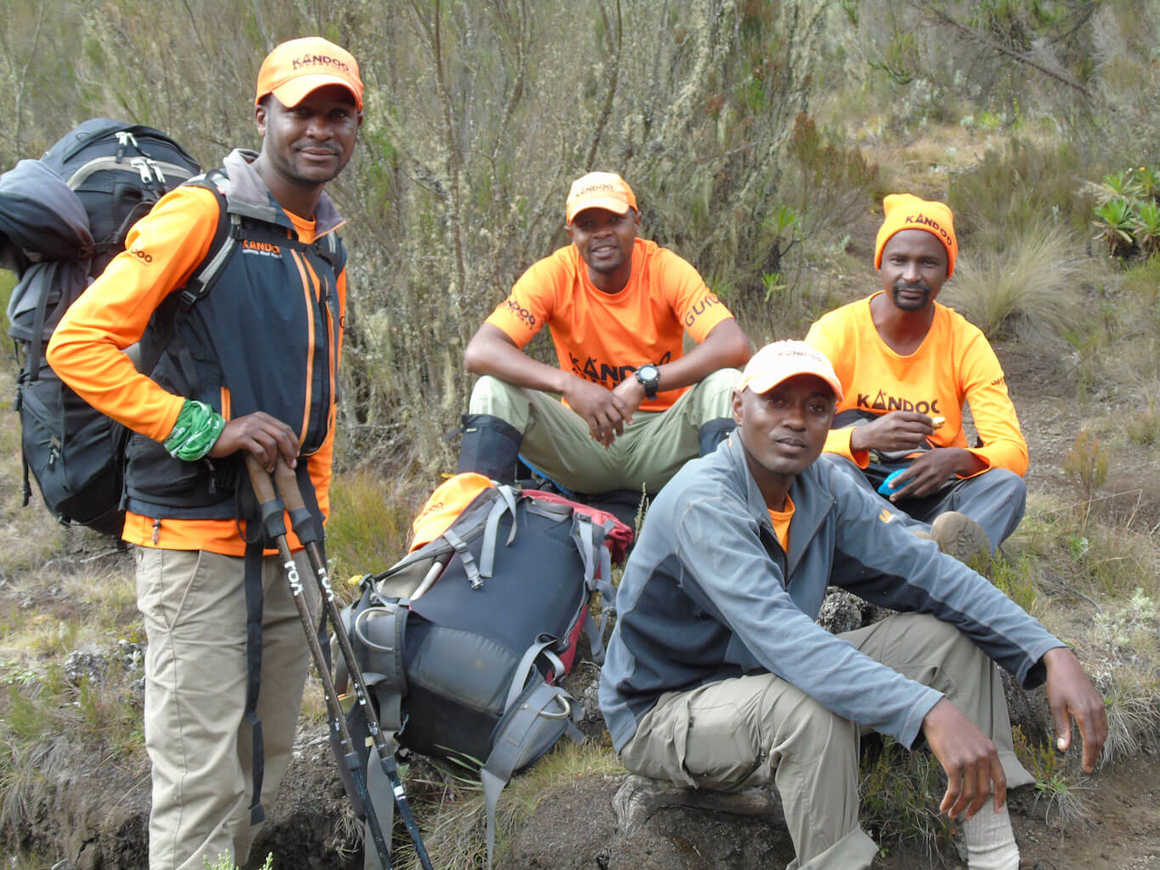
[737,341,843,401]
[565,172,637,223]
[255,37,364,112]
[874,193,957,277]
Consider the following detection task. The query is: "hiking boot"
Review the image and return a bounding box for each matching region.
[930,511,992,570]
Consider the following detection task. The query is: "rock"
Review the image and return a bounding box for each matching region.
[612,774,784,836]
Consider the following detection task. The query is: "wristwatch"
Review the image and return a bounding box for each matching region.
[635,363,661,399]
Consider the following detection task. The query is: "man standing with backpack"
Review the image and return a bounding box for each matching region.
[46,37,363,869]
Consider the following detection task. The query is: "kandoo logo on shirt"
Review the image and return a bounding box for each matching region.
[243,240,282,257]
[568,350,673,387]
[856,390,941,416]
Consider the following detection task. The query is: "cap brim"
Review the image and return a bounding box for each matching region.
[566,196,632,224]
[743,369,843,402]
[264,75,362,111]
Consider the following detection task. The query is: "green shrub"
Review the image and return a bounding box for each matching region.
[1011,725,1091,827]
[989,553,1038,615]
[858,738,952,858]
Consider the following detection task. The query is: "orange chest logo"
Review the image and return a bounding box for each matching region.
[243,240,282,256]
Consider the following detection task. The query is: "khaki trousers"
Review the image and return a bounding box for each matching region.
[467,368,739,493]
[619,613,1034,870]
[136,547,320,870]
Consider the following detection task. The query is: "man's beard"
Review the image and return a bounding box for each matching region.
[891,279,932,311]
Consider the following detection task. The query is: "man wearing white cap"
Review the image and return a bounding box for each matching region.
[600,341,1106,870]
[458,171,751,500]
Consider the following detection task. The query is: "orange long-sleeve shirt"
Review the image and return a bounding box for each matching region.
[805,293,1027,477]
[46,185,345,554]
[485,238,734,411]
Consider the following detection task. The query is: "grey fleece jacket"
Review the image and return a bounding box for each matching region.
[599,434,1063,752]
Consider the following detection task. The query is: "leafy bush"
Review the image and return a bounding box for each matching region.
[1091,166,1160,262]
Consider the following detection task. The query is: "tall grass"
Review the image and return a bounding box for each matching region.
[942,222,1085,340]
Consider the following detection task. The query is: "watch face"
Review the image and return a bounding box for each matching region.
[636,364,660,397]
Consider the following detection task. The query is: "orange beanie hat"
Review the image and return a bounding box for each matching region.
[874,194,957,278]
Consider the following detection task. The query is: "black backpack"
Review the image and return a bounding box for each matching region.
[340,477,632,867]
[1,120,202,534]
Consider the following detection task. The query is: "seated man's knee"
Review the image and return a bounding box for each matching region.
[693,367,742,418]
[986,467,1027,507]
[467,374,525,419]
[884,612,986,669]
[699,367,742,394]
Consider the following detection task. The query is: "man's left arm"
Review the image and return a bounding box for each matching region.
[956,331,1029,475]
[611,252,750,409]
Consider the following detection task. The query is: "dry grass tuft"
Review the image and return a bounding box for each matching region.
[326,467,431,597]
[943,222,1085,341]
[392,739,622,870]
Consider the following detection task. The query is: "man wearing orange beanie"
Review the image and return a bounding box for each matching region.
[805,194,1028,558]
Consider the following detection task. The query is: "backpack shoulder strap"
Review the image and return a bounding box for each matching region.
[480,679,582,869]
[177,169,239,310]
[310,227,345,273]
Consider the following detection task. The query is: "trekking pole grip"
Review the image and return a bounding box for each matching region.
[244,453,286,539]
[273,459,320,544]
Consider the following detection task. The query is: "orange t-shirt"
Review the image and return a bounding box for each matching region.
[485,238,734,411]
[768,495,795,554]
[46,186,344,555]
[804,293,1027,476]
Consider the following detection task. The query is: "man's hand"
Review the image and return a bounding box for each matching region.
[888,447,982,499]
[849,411,933,454]
[209,411,299,472]
[611,375,646,417]
[922,698,1007,819]
[564,377,630,447]
[1043,647,1107,773]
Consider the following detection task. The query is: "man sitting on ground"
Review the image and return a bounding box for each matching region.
[600,340,1106,870]
[806,194,1027,558]
[458,171,751,497]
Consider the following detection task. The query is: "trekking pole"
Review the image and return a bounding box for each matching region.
[271,460,434,870]
[243,455,394,869]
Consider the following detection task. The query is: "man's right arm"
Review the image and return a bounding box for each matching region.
[46,187,219,442]
[47,186,299,469]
